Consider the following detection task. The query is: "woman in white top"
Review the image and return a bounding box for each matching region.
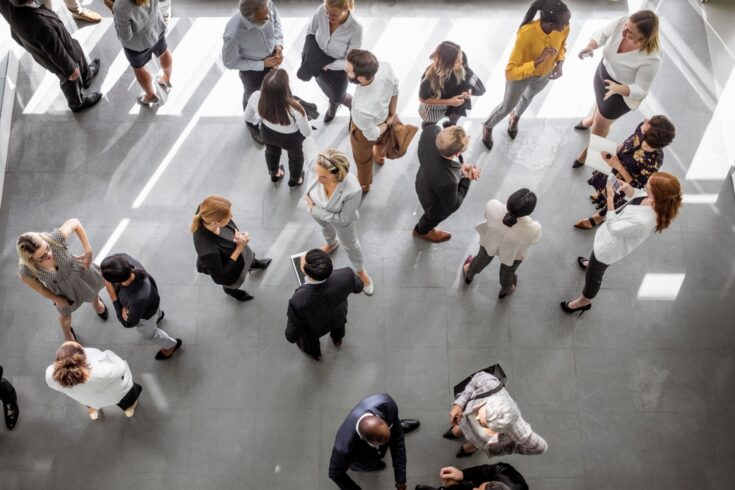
[245,69,312,187]
[463,189,542,299]
[573,10,662,168]
[304,147,374,295]
[307,0,363,122]
[45,342,142,420]
[562,172,682,315]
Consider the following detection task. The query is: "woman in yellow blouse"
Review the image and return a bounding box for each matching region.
[482,0,570,151]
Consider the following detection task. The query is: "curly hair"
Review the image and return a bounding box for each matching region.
[52,342,90,388]
[643,115,675,149]
[648,172,683,232]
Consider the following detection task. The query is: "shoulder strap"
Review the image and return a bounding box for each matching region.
[470,380,505,402]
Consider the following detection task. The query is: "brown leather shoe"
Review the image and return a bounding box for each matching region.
[413,228,451,243]
[482,125,493,150]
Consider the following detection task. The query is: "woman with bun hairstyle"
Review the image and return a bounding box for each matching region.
[45,341,142,420]
[462,189,542,298]
[562,172,683,315]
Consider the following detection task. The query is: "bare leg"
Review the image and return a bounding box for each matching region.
[356,270,372,288]
[451,425,462,437]
[92,296,105,314]
[576,107,614,162]
[133,67,156,101]
[59,314,74,341]
[158,49,173,85]
[567,295,592,309]
[462,442,477,453]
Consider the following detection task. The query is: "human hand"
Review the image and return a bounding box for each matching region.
[603,79,624,100]
[234,231,250,248]
[55,296,72,307]
[322,65,330,71]
[547,61,563,80]
[68,66,81,81]
[449,95,465,107]
[122,307,128,321]
[462,90,471,99]
[578,47,594,60]
[305,195,315,210]
[605,182,616,200]
[449,404,463,426]
[534,46,557,67]
[602,152,621,170]
[74,251,93,271]
[386,113,397,126]
[439,467,463,483]
[264,55,281,68]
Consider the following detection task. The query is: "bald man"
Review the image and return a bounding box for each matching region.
[329,393,420,490]
[413,124,480,243]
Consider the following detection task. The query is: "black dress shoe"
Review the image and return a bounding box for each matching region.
[415,485,438,490]
[3,401,19,430]
[156,310,165,324]
[456,446,477,458]
[442,427,460,439]
[83,58,101,89]
[482,125,493,151]
[324,101,340,123]
[249,258,272,271]
[246,123,264,145]
[223,287,254,302]
[70,92,102,113]
[400,419,420,434]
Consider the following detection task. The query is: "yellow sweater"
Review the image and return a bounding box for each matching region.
[505,20,569,81]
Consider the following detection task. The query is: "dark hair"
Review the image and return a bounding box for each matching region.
[101,255,147,283]
[520,0,570,28]
[629,10,660,54]
[422,41,465,99]
[346,49,379,80]
[643,115,675,149]
[303,249,333,281]
[486,483,511,490]
[258,69,305,126]
[503,188,537,227]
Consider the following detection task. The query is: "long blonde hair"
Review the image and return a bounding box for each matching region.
[630,10,660,54]
[316,149,350,182]
[190,195,233,233]
[16,232,62,276]
[422,41,465,99]
[325,0,354,11]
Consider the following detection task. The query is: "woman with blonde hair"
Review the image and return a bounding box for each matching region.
[562,172,683,314]
[573,10,662,168]
[191,195,271,302]
[16,218,108,342]
[45,341,142,420]
[418,41,473,129]
[304,146,374,295]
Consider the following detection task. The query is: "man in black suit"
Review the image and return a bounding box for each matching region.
[329,393,420,490]
[415,462,528,490]
[413,125,480,243]
[0,0,102,112]
[285,249,363,361]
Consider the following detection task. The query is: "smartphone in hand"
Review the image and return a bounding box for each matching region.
[608,174,622,192]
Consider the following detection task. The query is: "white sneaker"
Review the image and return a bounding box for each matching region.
[124,400,138,418]
[363,280,374,296]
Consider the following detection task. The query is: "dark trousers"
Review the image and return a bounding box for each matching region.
[415,191,452,234]
[315,69,348,104]
[582,251,609,299]
[60,51,91,110]
[116,382,143,411]
[467,246,522,293]
[239,69,269,111]
[261,125,305,183]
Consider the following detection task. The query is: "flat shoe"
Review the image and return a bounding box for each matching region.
[577,256,589,271]
[574,217,599,230]
[572,159,585,168]
[363,280,374,296]
[155,339,182,361]
[574,120,590,130]
[137,93,160,107]
[442,427,460,440]
[456,446,476,458]
[156,76,172,93]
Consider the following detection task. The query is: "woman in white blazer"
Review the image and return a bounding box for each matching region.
[463,189,541,298]
[46,342,142,420]
[304,144,374,295]
[573,10,662,168]
[562,172,682,315]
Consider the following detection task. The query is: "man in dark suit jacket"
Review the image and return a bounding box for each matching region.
[285,249,363,361]
[0,0,102,111]
[415,462,529,490]
[413,124,480,243]
[329,393,420,490]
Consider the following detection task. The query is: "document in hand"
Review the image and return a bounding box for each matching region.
[585,134,618,175]
[291,252,307,286]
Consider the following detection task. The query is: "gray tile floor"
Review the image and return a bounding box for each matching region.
[1,1,734,489]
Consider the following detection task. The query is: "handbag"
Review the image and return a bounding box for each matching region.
[453,363,507,399]
[464,66,486,96]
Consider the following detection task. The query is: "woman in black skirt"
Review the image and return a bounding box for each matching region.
[572,10,662,168]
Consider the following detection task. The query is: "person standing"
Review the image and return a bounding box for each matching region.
[16,219,108,342]
[416,462,529,490]
[222,0,284,144]
[111,0,173,107]
[191,195,272,302]
[413,125,480,243]
[44,0,101,23]
[561,172,682,314]
[245,69,311,186]
[285,249,363,360]
[0,365,20,431]
[346,48,399,193]
[0,0,102,112]
[101,254,182,360]
[45,342,142,420]
[481,0,570,151]
[463,189,542,299]
[418,41,473,129]
[572,10,662,167]
[329,393,420,490]
[306,0,362,122]
[304,148,374,295]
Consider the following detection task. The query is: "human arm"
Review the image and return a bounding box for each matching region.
[19,275,69,305]
[603,185,650,238]
[453,371,499,409]
[309,188,361,226]
[295,109,312,137]
[285,300,306,343]
[548,27,569,79]
[197,247,245,286]
[58,219,93,270]
[112,4,135,43]
[626,59,662,102]
[325,25,363,71]
[436,178,470,214]
[602,152,634,183]
[388,413,408,486]
[221,20,265,71]
[243,91,261,126]
[588,16,620,51]
[328,445,362,490]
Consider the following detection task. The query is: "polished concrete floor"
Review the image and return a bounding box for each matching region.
[1,1,734,489]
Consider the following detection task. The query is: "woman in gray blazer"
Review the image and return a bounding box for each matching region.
[111,0,173,106]
[304,143,374,295]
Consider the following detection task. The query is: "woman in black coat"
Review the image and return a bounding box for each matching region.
[190,195,271,302]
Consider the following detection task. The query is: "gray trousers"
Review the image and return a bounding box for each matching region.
[136,308,177,349]
[484,76,550,128]
[314,219,364,271]
[467,246,522,294]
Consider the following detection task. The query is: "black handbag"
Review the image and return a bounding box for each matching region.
[464,66,486,96]
[453,363,507,399]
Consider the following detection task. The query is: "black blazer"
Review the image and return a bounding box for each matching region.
[192,219,244,286]
[285,268,363,357]
[329,394,407,489]
[297,33,336,81]
[415,125,470,215]
[0,3,84,79]
[445,463,528,490]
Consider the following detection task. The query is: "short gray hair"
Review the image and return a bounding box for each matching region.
[239,0,269,20]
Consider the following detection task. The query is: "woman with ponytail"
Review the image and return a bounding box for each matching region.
[481,0,570,151]
[45,342,142,420]
[463,189,542,298]
[562,172,683,314]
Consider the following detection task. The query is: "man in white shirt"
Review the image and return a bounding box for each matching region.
[346,49,399,193]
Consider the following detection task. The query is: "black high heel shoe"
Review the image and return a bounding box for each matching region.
[455,445,477,458]
[288,171,305,189]
[560,301,592,316]
[271,165,285,186]
[577,257,589,271]
[574,120,590,130]
[442,427,460,440]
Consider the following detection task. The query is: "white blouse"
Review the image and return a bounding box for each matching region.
[591,16,662,109]
[306,5,363,71]
[351,62,400,141]
[593,189,657,265]
[46,348,133,409]
[474,199,542,266]
[244,91,312,137]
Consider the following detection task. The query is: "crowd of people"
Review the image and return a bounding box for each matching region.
[0,0,687,488]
